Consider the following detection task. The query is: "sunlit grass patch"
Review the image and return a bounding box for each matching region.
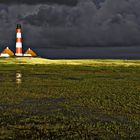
[0,57,140,66]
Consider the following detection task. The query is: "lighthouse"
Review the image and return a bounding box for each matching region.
[15,24,23,56]
[0,24,37,57]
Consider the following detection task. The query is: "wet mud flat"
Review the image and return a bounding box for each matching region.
[0,64,140,139]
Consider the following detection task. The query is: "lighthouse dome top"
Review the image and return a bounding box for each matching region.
[17,24,21,29]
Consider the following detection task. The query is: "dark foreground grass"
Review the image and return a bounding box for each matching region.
[0,64,140,139]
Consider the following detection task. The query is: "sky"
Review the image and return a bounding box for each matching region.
[0,0,140,59]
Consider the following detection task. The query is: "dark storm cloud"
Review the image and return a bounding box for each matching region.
[0,0,78,6]
[20,0,140,47]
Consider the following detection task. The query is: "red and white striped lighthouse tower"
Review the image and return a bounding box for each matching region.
[15,24,23,56]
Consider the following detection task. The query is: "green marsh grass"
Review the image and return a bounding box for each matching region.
[0,58,140,139]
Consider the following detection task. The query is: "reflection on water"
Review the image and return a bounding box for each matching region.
[16,72,22,85]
